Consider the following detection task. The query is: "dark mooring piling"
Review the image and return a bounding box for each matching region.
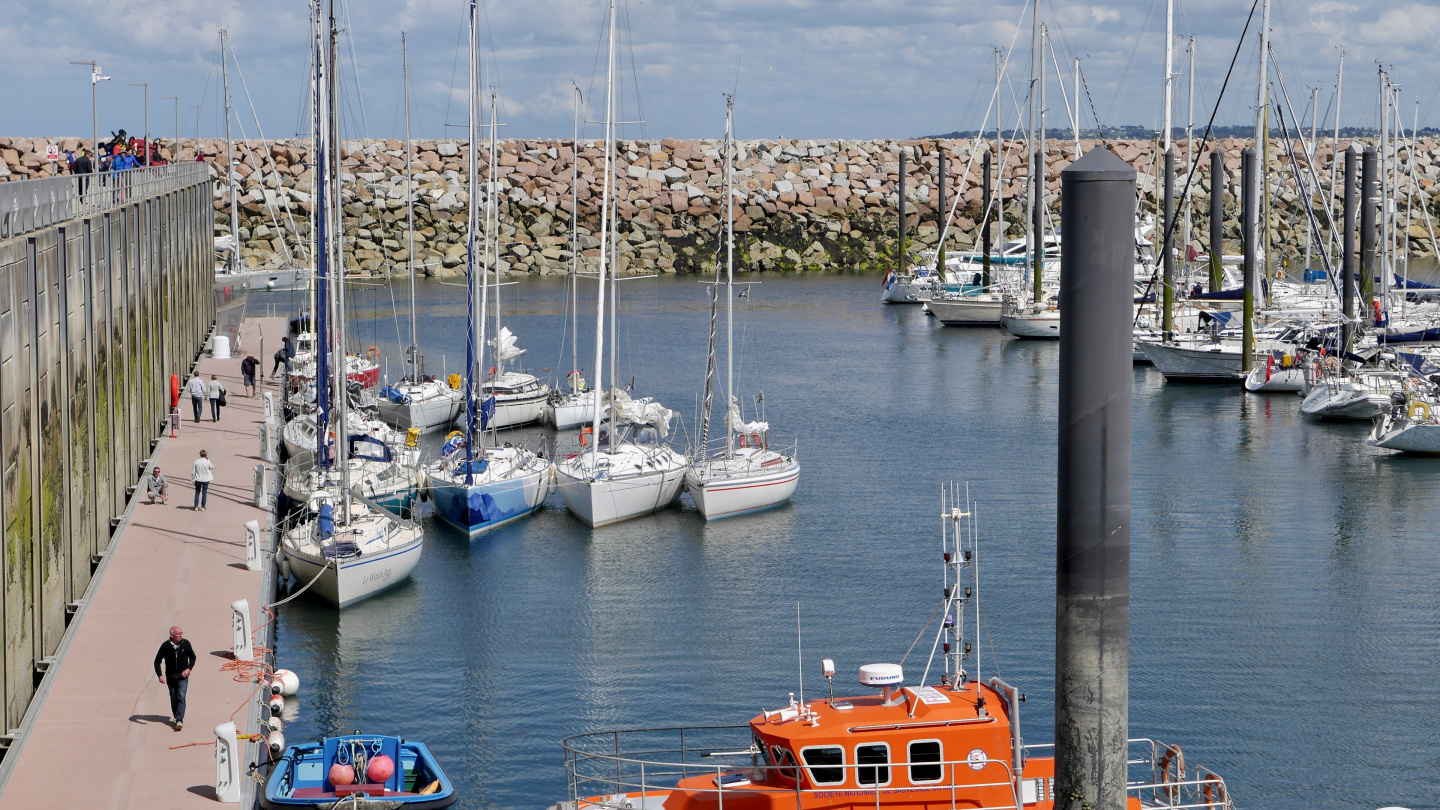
[1055,148,1133,810]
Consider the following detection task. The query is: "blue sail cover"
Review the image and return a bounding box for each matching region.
[347,434,392,463]
[317,502,335,539]
[381,385,412,405]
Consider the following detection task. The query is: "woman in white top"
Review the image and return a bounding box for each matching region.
[191,449,215,511]
[207,375,226,423]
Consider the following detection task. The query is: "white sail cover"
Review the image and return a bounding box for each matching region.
[726,398,769,435]
[605,390,675,437]
[214,235,238,254]
[491,327,527,362]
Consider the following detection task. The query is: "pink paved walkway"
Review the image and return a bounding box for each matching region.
[0,317,286,809]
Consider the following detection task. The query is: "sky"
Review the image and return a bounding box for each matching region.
[1,0,1437,144]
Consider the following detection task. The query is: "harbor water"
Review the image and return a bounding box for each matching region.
[263,273,1440,810]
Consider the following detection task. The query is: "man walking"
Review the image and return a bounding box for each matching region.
[73,149,93,197]
[154,626,196,731]
[191,449,214,511]
[188,372,207,422]
[240,353,259,397]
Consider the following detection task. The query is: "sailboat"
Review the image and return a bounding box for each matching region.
[422,7,551,538]
[546,85,596,431]
[684,98,799,521]
[554,0,688,528]
[277,0,424,608]
[555,486,1235,810]
[375,36,465,433]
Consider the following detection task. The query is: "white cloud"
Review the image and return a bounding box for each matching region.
[2,0,1437,140]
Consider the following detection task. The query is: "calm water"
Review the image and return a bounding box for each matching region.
[261,272,1440,810]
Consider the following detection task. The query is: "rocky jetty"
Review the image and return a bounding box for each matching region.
[4,135,1438,275]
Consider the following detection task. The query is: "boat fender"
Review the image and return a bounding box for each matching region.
[547,465,558,496]
[267,693,286,716]
[276,550,292,582]
[329,763,356,787]
[366,754,395,783]
[272,668,301,696]
[264,716,283,732]
[266,730,285,755]
[1409,401,1431,421]
[419,781,441,795]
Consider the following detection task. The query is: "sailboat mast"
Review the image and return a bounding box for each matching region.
[571,85,581,385]
[1245,0,1271,371]
[311,0,331,472]
[994,49,1004,253]
[1182,38,1194,270]
[463,0,480,472]
[1330,53,1344,261]
[1378,70,1389,312]
[1163,0,1173,153]
[221,29,239,275]
[326,0,351,522]
[724,96,735,459]
[1027,3,1040,302]
[488,90,501,391]
[403,32,419,377]
[589,0,617,466]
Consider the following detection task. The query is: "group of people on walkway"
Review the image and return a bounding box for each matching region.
[146,352,261,732]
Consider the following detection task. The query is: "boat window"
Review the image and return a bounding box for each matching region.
[633,426,659,445]
[801,746,846,786]
[908,740,943,784]
[769,746,800,783]
[856,743,890,786]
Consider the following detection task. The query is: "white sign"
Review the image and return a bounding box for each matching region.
[45,144,59,162]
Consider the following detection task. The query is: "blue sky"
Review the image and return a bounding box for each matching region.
[1,0,1436,142]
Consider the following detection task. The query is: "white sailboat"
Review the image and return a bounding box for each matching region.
[423,13,550,538]
[554,0,687,528]
[375,39,465,433]
[685,97,799,520]
[546,85,596,431]
[278,0,422,608]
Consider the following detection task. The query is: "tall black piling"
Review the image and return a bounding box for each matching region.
[1055,148,1133,810]
[1241,147,1256,373]
[1209,151,1224,292]
[1359,148,1377,307]
[982,147,993,288]
[1342,147,1357,350]
[1162,148,1176,335]
[937,146,948,276]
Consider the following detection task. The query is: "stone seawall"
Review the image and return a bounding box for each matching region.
[5,135,1439,275]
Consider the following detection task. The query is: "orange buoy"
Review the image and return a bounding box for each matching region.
[366,754,395,783]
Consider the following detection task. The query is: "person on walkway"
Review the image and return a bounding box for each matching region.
[240,354,259,397]
[208,375,226,422]
[154,626,196,732]
[191,449,214,511]
[271,335,294,378]
[144,466,169,504]
[73,149,93,196]
[188,373,207,422]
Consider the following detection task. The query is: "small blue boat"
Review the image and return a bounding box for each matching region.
[262,734,457,809]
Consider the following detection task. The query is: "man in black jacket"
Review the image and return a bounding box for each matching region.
[73,149,93,197]
[154,626,196,731]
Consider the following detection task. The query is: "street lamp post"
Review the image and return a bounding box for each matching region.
[129,83,149,164]
[69,61,110,162]
[164,96,179,162]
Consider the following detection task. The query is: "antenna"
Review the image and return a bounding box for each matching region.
[796,602,804,706]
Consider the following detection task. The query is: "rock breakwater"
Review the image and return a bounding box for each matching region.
[4,135,1437,275]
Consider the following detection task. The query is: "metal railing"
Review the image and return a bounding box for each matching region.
[0,162,212,239]
[686,434,799,479]
[560,726,1234,810]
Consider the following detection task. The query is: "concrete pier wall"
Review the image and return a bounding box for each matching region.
[0,167,214,737]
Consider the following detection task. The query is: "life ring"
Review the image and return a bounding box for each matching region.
[1372,299,1383,324]
[366,345,380,360]
[1202,780,1227,809]
[1155,745,1184,802]
[750,433,762,448]
[1322,355,1339,372]
[1409,401,1432,421]
[170,374,181,408]
[737,434,748,447]
[579,427,593,447]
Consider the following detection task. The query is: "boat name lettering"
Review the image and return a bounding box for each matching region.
[361,568,393,585]
[811,787,947,799]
